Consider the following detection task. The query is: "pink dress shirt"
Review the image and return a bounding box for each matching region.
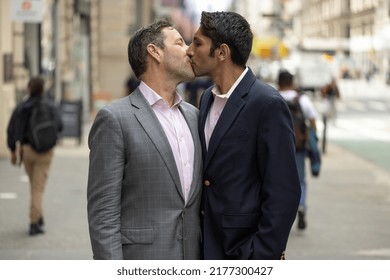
[139,82,194,203]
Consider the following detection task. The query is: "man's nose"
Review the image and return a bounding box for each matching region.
[186,46,193,57]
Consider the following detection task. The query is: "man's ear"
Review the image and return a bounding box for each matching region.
[217,43,230,62]
[147,44,162,63]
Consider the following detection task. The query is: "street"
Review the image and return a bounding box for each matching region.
[0,79,390,260]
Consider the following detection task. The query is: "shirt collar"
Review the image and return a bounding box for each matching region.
[139,81,182,107]
[212,67,249,99]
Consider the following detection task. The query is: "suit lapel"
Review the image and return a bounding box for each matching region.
[199,90,214,160]
[204,94,245,170]
[129,89,184,201]
[203,70,257,170]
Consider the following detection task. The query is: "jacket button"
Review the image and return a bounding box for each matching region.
[204,180,210,186]
[201,210,204,215]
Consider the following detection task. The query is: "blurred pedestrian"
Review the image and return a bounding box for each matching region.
[6,76,63,236]
[320,78,340,123]
[124,74,140,96]
[278,70,318,230]
[187,11,301,260]
[87,19,202,260]
[185,77,213,107]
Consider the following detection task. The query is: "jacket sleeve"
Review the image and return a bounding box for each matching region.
[253,96,301,259]
[7,105,26,151]
[87,107,125,260]
[6,109,19,151]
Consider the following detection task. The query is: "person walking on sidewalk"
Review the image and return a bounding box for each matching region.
[277,70,318,230]
[87,19,202,260]
[7,77,63,236]
[187,11,301,259]
[321,78,340,124]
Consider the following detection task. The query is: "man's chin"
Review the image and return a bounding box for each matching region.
[186,68,196,81]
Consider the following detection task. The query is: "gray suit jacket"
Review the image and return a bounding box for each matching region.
[87,89,202,260]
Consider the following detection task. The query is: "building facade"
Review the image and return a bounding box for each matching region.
[295,0,390,79]
[0,0,156,158]
[0,0,95,157]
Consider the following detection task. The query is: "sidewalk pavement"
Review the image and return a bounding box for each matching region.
[0,128,91,260]
[287,142,390,259]
[1,126,390,259]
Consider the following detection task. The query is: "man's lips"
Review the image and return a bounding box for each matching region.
[189,60,195,68]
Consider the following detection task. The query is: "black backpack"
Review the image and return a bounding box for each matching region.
[27,99,58,153]
[286,96,308,150]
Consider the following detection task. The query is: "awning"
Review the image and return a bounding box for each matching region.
[252,36,288,59]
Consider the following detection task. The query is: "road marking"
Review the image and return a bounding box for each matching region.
[336,102,347,112]
[368,101,387,111]
[348,100,366,111]
[0,192,18,199]
[19,175,29,183]
[357,248,390,258]
[324,119,390,142]
[342,119,390,141]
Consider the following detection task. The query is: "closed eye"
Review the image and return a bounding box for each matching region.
[175,38,184,46]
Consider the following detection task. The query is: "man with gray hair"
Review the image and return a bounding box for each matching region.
[87,19,202,260]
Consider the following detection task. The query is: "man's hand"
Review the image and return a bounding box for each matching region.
[10,151,17,166]
[11,142,23,166]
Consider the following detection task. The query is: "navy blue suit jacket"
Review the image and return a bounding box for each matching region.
[199,69,301,259]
